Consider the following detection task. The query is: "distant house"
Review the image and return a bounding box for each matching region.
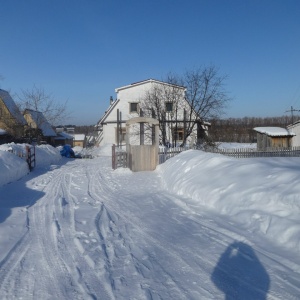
[73,134,86,148]
[287,121,300,147]
[96,79,209,147]
[253,127,295,150]
[23,109,57,144]
[0,89,27,138]
[53,131,74,147]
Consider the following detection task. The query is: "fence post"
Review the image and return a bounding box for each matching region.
[26,145,36,171]
[112,144,116,170]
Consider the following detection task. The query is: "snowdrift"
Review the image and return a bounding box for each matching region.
[158,150,300,251]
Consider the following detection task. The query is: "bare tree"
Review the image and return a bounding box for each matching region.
[180,66,230,145]
[17,85,69,126]
[140,78,185,146]
[139,66,230,146]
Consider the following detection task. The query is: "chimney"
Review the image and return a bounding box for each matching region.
[110,96,113,105]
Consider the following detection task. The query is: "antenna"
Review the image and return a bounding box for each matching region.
[286,106,300,124]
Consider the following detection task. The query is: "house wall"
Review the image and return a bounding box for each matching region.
[0,100,24,137]
[287,123,300,146]
[257,132,292,150]
[74,140,84,147]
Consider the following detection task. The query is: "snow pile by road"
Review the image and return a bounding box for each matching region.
[158,150,300,252]
[0,143,61,186]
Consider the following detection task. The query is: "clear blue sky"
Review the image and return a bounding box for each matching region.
[1,0,300,125]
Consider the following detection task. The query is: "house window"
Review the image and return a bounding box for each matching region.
[129,102,139,113]
[172,128,184,141]
[165,102,173,112]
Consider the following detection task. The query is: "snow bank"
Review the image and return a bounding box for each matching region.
[0,150,29,186]
[0,143,61,186]
[35,144,62,168]
[158,150,300,250]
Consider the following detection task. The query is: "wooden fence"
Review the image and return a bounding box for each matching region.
[8,145,36,171]
[158,146,191,164]
[112,145,300,170]
[112,144,127,170]
[26,146,36,171]
[205,146,300,158]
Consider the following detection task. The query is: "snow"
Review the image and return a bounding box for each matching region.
[0,143,299,299]
[0,129,7,135]
[254,126,295,136]
[24,109,57,136]
[73,134,85,141]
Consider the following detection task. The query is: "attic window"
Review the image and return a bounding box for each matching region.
[165,102,173,112]
[129,102,139,113]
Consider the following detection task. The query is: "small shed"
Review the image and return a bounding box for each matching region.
[253,127,295,150]
[73,134,86,148]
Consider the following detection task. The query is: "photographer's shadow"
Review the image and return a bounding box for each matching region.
[211,242,270,300]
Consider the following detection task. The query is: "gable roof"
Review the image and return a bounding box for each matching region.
[115,79,186,93]
[97,98,120,126]
[253,127,295,137]
[0,89,27,125]
[24,109,57,137]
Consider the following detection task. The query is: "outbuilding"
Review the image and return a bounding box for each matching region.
[253,127,295,150]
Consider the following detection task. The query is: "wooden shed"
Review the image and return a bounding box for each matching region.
[253,127,295,150]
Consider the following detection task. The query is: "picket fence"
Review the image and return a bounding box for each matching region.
[206,146,300,158]
[112,145,300,169]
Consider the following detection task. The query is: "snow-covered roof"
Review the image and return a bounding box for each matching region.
[0,89,27,125]
[55,131,74,140]
[24,109,57,137]
[73,134,85,141]
[253,127,295,136]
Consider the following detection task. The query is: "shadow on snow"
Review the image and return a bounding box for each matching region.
[211,241,270,300]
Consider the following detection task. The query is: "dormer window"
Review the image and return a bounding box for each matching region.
[129,102,139,113]
[165,102,173,112]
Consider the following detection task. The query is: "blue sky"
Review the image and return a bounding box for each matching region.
[1,0,300,125]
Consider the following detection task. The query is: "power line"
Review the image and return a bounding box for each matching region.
[285,106,300,124]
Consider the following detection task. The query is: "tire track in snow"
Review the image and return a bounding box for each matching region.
[86,161,214,299]
[55,161,113,300]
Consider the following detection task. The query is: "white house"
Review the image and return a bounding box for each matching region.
[95,79,209,147]
[287,121,300,146]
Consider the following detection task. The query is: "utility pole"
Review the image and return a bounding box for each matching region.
[286,106,300,124]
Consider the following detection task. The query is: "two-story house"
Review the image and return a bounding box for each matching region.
[96,79,209,147]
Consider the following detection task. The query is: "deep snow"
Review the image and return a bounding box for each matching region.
[0,143,299,299]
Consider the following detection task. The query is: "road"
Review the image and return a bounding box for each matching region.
[0,156,299,299]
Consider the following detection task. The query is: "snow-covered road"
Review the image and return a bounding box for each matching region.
[0,155,299,299]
